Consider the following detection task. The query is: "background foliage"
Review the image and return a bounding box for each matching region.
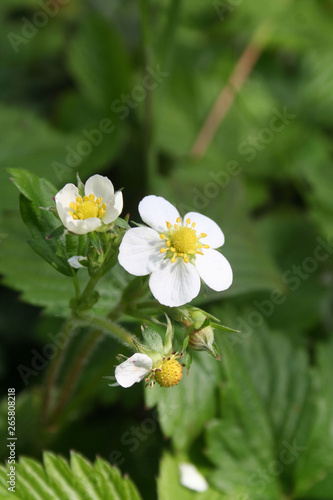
[0,1,333,498]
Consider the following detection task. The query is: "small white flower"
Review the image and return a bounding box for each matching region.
[179,463,209,492]
[115,353,153,388]
[55,174,123,235]
[118,195,232,307]
[67,255,87,269]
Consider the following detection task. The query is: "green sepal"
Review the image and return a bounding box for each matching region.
[183,350,192,372]
[114,217,130,230]
[76,172,85,197]
[182,335,190,352]
[211,322,240,333]
[141,325,164,355]
[88,231,102,253]
[164,315,174,354]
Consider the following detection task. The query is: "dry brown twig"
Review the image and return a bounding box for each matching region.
[190,20,273,159]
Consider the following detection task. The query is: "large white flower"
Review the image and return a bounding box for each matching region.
[55,174,123,235]
[115,353,153,388]
[118,195,233,307]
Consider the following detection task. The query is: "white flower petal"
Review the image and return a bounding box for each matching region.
[184,212,225,248]
[65,217,102,235]
[85,174,114,201]
[67,256,87,269]
[179,463,209,492]
[103,190,123,224]
[139,195,180,232]
[149,259,201,307]
[55,183,79,227]
[195,249,233,291]
[118,227,164,276]
[115,353,152,388]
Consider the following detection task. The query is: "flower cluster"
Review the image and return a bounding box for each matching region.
[53,174,234,392]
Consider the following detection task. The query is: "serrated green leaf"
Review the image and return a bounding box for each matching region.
[8,167,58,206]
[145,353,220,451]
[20,194,73,276]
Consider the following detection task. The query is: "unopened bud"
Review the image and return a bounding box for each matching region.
[187,311,220,359]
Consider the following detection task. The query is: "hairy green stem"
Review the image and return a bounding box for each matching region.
[41,317,78,424]
[49,329,104,425]
[78,315,137,349]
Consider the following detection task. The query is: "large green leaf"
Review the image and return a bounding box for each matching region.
[68,15,131,111]
[145,353,220,451]
[204,317,333,499]
[293,340,333,498]
[0,212,128,316]
[0,452,142,500]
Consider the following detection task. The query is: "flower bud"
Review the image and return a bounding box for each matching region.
[186,310,220,359]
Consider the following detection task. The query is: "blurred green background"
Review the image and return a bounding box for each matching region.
[0,1,333,499]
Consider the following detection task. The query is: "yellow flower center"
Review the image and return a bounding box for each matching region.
[69,194,106,221]
[155,358,183,388]
[159,217,209,264]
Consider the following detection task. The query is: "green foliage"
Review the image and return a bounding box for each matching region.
[0,452,141,500]
[145,353,220,451]
[204,321,333,499]
[1,1,333,499]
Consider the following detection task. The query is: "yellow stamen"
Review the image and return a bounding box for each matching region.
[69,193,106,221]
[159,218,210,265]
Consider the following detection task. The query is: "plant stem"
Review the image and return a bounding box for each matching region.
[73,272,80,299]
[77,315,137,349]
[41,317,78,424]
[49,329,104,425]
[138,0,158,191]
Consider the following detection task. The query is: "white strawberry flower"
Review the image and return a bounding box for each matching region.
[118,195,232,307]
[179,463,209,492]
[55,174,123,235]
[115,353,153,388]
